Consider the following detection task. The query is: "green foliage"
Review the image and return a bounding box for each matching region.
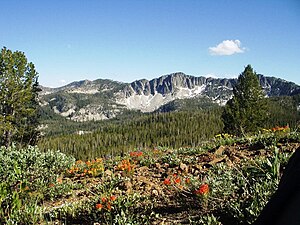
[46,192,156,225]
[46,161,157,224]
[195,214,221,225]
[1,131,298,224]
[222,65,267,135]
[185,150,292,225]
[0,145,75,224]
[156,97,220,112]
[38,109,224,160]
[39,106,144,137]
[265,95,300,128]
[0,47,40,147]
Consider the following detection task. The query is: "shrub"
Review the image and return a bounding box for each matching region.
[0,145,75,224]
[204,151,292,224]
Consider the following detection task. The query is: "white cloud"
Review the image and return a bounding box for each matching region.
[59,79,66,84]
[209,40,246,56]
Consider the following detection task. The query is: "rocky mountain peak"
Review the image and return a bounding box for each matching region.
[39,72,300,121]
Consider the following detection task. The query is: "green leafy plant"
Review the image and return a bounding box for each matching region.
[0,145,75,224]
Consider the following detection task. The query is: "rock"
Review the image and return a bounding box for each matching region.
[197,153,212,163]
[215,146,226,156]
[179,163,189,173]
[163,163,170,168]
[152,189,159,196]
[137,176,154,186]
[104,169,113,177]
[209,155,227,165]
[123,181,132,194]
[139,166,149,172]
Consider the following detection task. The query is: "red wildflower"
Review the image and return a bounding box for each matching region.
[194,184,209,195]
[110,195,117,201]
[130,151,143,157]
[101,197,107,203]
[163,178,171,185]
[96,203,103,210]
[174,178,181,184]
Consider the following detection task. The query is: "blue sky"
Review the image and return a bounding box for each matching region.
[1,0,299,87]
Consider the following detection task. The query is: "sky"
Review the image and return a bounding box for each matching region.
[1,0,299,87]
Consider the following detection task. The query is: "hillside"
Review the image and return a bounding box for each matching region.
[39,73,300,122]
[38,93,300,159]
[2,129,300,224]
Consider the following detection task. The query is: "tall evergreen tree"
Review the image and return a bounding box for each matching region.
[0,47,40,147]
[222,65,267,135]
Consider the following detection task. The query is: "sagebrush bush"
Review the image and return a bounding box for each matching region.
[0,145,75,224]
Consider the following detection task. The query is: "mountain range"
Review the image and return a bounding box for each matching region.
[39,72,300,122]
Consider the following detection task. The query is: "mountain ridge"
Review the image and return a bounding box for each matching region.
[39,72,300,121]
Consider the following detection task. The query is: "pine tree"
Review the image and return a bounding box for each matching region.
[222,65,267,135]
[0,47,40,147]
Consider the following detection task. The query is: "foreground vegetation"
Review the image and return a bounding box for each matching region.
[1,129,299,224]
[2,48,300,224]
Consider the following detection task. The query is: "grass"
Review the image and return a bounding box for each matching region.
[0,129,299,224]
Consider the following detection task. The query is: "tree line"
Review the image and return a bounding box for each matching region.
[38,109,224,159]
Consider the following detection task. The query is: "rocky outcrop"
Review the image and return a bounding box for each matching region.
[117,73,236,111]
[258,74,300,96]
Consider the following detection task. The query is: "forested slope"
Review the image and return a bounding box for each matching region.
[38,94,300,160]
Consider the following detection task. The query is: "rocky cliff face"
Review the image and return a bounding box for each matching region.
[39,73,300,121]
[123,73,235,96]
[116,73,237,112]
[258,75,300,96]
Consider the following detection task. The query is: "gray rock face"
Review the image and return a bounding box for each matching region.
[258,74,300,96]
[116,73,238,111]
[39,72,300,121]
